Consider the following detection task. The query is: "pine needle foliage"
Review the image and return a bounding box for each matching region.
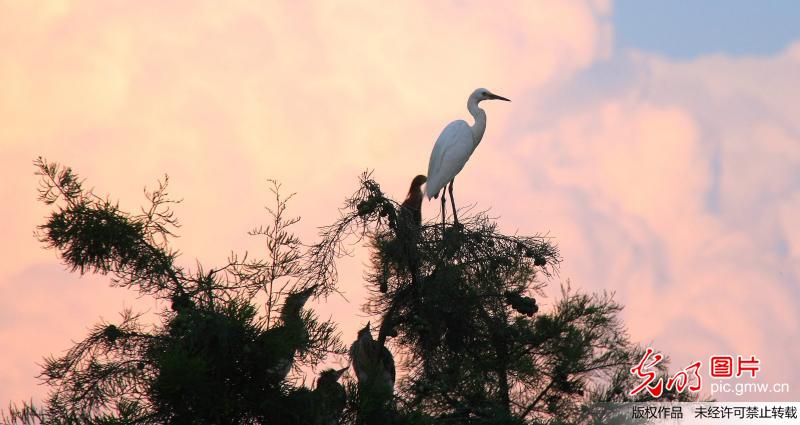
[4,163,695,425]
[6,159,345,425]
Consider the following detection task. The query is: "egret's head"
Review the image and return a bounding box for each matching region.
[472,88,510,103]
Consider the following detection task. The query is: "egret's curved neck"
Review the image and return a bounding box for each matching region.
[467,97,486,146]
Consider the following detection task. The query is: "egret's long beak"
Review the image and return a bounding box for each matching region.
[489,93,511,101]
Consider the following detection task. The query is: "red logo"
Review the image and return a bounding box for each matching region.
[709,355,734,378]
[630,348,702,397]
[736,355,760,378]
[708,354,760,379]
[631,349,762,397]
[630,348,664,397]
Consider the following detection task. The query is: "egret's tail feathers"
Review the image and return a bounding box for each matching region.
[425,183,439,200]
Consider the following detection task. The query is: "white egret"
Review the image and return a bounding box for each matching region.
[426,88,510,226]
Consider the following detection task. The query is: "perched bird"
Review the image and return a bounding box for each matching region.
[349,322,395,397]
[311,367,348,425]
[426,88,510,226]
[260,285,317,382]
[398,175,427,231]
[380,174,427,294]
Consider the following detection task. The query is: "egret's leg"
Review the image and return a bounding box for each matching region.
[440,188,447,230]
[448,179,459,224]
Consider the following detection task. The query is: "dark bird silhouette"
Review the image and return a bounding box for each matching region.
[349,322,395,397]
[380,175,427,294]
[399,175,427,231]
[260,285,317,383]
[310,367,348,425]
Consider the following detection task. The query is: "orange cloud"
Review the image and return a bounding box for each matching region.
[0,0,610,404]
[488,44,800,400]
[2,0,798,404]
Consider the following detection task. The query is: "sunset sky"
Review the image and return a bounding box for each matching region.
[2,1,799,404]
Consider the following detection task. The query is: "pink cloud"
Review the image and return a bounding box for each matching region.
[0,0,610,404]
[2,0,798,405]
[488,44,800,400]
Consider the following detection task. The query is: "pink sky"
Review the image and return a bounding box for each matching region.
[1,0,798,404]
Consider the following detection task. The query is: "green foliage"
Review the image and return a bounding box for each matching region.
[304,173,696,424]
[34,157,182,294]
[4,163,696,425]
[6,159,344,424]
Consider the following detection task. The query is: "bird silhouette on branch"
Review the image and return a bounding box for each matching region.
[5,94,698,425]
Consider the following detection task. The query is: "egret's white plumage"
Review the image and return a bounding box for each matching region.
[426,120,473,200]
[425,88,510,224]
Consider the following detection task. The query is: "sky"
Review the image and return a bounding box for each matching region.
[1,0,799,405]
[614,0,800,58]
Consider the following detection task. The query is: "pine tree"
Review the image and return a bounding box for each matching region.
[4,161,694,425]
